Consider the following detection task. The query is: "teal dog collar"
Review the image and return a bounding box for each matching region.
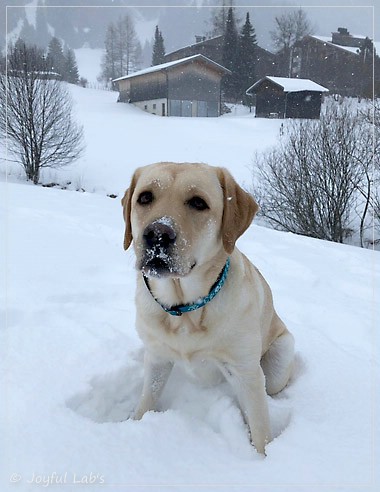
[143,258,230,317]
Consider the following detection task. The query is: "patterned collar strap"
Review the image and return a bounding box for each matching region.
[143,258,230,317]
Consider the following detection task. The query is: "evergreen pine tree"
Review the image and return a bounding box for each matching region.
[64,48,79,84]
[0,50,5,74]
[11,39,47,73]
[152,25,165,66]
[19,20,38,46]
[237,12,257,104]
[133,42,143,72]
[47,37,65,78]
[222,7,239,101]
[359,37,376,97]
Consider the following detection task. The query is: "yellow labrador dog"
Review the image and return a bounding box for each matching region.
[121,162,294,455]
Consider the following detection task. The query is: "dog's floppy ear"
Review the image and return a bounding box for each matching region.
[121,170,140,251]
[217,167,259,254]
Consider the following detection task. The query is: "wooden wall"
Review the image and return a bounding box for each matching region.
[168,64,221,102]
[255,82,323,119]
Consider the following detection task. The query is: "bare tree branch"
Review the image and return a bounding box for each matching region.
[0,40,84,184]
[253,99,376,245]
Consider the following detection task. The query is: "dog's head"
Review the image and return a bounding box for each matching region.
[121,163,258,278]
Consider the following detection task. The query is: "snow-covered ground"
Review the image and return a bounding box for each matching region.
[1,85,379,491]
[74,48,104,87]
[2,85,283,196]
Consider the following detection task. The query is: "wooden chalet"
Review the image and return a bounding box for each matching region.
[246,76,329,119]
[290,28,379,97]
[113,54,230,117]
[164,35,278,84]
[165,35,225,66]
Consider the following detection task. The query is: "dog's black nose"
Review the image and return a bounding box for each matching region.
[143,222,176,249]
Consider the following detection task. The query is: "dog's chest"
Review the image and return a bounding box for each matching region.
[143,313,219,362]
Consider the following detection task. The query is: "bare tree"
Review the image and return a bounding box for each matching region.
[100,14,142,84]
[207,0,234,37]
[119,15,142,75]
[270,8,313,76]
[100,22,118,85]
[0,41,84,184]
[358,99,380,246]
[254,100,373,244]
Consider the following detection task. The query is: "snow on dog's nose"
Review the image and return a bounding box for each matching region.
[140,217,180,278]
[143,219,177,250]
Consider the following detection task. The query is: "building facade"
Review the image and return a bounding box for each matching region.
[164,35,278,84]
[290,28,379,97]
[246,76,329,119]
[113,55,230,117]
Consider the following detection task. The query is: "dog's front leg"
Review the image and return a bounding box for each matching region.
[133,352,173,420]
[222,362,271,455]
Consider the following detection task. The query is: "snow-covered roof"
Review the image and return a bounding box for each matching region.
[113,54,230,82]
[310,35,379,56]
[165,35,223,58]
[247,76,329,94]
[311,35,361,55]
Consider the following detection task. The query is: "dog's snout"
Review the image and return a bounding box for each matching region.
[143,222,176,249]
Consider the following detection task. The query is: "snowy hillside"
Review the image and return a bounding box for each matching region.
[1,85,379,491]
[73,48,104,87]
[3,85,284,196]
[1,180,379,491]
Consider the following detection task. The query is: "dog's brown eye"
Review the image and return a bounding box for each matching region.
[137,191,154,205]
[187,196,209,211]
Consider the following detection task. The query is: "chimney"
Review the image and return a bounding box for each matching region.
[337,27,349,36]
[332,27,363,48]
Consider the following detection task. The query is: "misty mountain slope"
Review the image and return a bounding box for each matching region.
[2,1,376,57]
